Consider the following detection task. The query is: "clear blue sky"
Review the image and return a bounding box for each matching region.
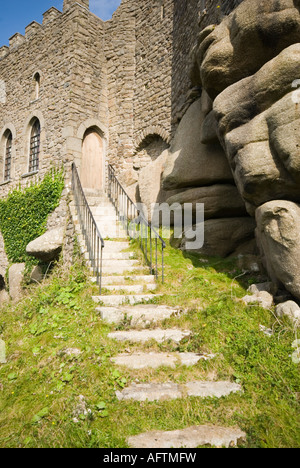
[0,0,122,46]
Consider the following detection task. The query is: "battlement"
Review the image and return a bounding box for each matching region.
[0,1,97,57]
[9,33,25,49]
[25,21,42,39]
[0,46,9,59]
[43,7,61,25]
[63,0,89,12]
[0,7,62,58]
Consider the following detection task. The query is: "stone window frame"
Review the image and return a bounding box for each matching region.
[30,70,43,104]
[33,72,41,101]
[0,124,16,185]
[22,112,45,178]
[4,131,12,181]
[28,118,41,173]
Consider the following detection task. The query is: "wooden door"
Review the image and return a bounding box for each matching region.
[81,130,103,190]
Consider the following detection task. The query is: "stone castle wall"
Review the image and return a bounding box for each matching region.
[0,7,70,195]
[0,0,245,191]
[0,0,248,279]
[134,0,174,147]
[104,0,136,169]
[104,0,174,172]
[0,3,105,197]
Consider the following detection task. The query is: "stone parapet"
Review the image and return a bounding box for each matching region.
[9,33,25,49]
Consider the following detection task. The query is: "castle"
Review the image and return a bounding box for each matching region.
[0,0,243,195]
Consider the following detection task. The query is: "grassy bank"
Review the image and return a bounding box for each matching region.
[0,241,299,448]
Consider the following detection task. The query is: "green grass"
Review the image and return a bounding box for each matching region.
[0,241,299,448]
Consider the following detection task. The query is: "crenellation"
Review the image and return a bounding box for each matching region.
[0,46,9,59]
[63,0,90,12]
[42,7,62,25]
[9,33,25,49]
[25,21,42,38]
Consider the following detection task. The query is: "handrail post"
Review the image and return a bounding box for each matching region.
[106,164,165,283]
[71,163,105,295]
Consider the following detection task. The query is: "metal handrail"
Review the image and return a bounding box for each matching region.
[107,164,166,282]
[71,163,105,294]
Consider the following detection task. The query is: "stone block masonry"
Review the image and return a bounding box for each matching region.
[0,0,245,193]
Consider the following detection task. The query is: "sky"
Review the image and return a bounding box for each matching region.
[0,0,122,46]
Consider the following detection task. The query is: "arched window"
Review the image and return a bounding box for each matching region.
[33,72,40,100]
[29,119,40,173]
[4,131,12,181]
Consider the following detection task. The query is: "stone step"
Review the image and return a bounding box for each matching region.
[78,238,130,253]
[90,208,117,216]
[92,294,160,306]
[72,220,127,239]
[85,252,134,261]
[107,328,191,343]
[102,252,134,260]
[94,221,124,228]
[100,275,156,285]
[101,232,128,240]
[85,201,111,208]
[96,304,180,326]
[92,212,118,219]
[85,194,110,202]
[111,352,216,369]
[116,381,242,402]
[86,200,114,207]
[100,266,147,275]
[79,242,131,256]
[93,215,119,222]
[127,425,247,449]
[85,253,136,262]
[94,225,127,233]
[88,201,115,209]
[103,284,157,294]
[103,241,130,251]
[102,259,140,267]
[72,215,120,228]
[83,188,106,197]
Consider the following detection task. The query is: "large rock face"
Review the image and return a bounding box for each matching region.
[194,0,300,216]
[188,0,300,294]
[196,0,300,99]
[162,97,233,190]
[137,0,300,285]
[138,150,171,220]
[181,217,255,258]
[256,201,300,300]
[213,45,300,211]
[166,185,246,220]
[136,83,253,256]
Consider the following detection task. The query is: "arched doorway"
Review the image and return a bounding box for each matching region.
[81,128,104,190]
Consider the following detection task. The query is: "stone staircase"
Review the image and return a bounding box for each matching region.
[71,188,247,448]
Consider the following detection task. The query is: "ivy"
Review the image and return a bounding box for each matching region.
[0,169,65,264]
